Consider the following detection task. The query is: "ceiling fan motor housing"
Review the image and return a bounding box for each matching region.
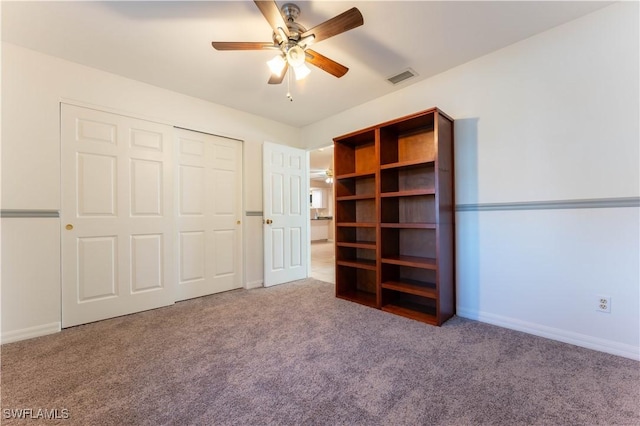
[272,3,306,46]
[281,3,300,22]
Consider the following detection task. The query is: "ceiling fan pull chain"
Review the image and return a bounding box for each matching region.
[286,69,293,102]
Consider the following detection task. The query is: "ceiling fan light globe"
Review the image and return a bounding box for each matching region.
[294,62,311,80]
[267,55,286,75]
[286,45,306,68]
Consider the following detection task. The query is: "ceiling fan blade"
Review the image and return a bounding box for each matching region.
[305,49,348,78]
[211,41,277,51]
[300,7,363,44]
[254,0,290,39]
[268,63,289,84]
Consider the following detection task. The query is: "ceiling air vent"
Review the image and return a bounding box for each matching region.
[387,68,418,85]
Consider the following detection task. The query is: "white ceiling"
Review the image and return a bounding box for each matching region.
[2,1,610,128]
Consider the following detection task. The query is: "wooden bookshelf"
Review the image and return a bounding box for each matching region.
[333,107,455,325]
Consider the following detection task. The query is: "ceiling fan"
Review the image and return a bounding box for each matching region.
[310,168,334,183]
[211,1,364,84]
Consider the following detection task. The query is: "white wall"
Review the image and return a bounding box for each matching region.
[1,218,60,340]
[1,42,301,340]
[301,3,640,359]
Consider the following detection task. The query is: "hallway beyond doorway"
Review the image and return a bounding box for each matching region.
[310,241,334,283]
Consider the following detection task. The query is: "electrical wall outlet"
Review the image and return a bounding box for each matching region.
[596,295,611,313]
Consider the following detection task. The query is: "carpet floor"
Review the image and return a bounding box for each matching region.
[1,279,638,425]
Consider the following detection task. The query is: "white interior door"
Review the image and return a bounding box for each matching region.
[263,141,308,286]
[175,128,243,300]
[61,104,174,327]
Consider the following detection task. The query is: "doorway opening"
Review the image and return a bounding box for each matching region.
[309,145,335,283]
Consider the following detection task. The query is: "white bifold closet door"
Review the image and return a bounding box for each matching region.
[175,128,243,301]
[61,105,243,328]
[61,104,175,327]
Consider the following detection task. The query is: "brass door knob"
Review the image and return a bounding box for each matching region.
[65,224,73,230]
[266,219,273,225]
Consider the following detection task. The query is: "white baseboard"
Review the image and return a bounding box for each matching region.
[457,307,640,361]
[245,280,263,289]
[1,322,61,344]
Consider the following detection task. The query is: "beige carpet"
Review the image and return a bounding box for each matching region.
[1,279,639,425]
